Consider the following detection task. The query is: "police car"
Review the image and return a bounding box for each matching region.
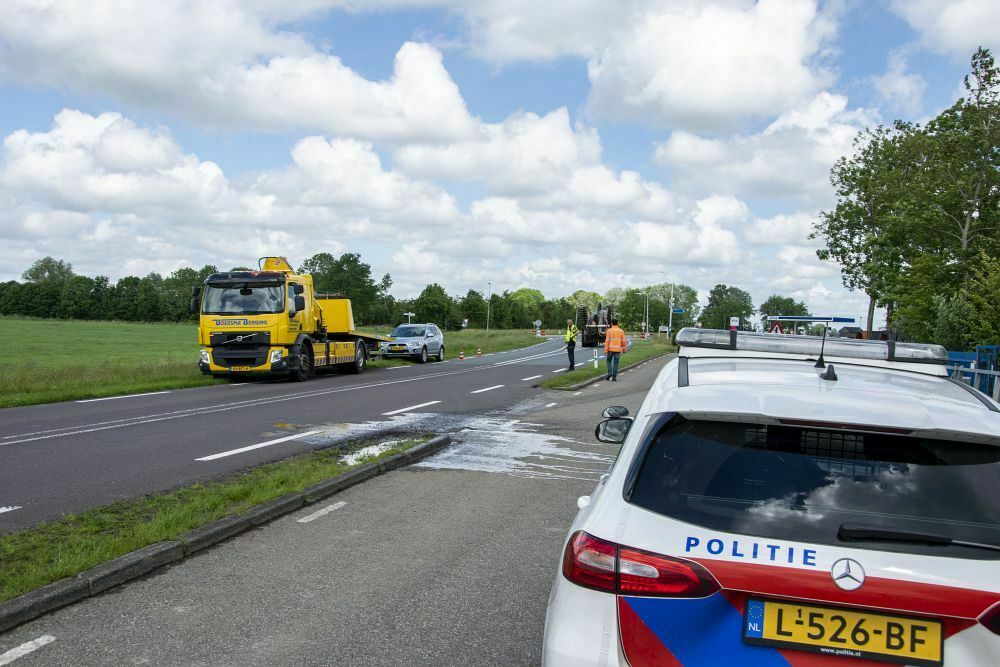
[543,328,1000,666]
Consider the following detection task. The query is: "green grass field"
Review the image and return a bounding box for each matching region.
[541,337,675,388]
[0,318,549,407]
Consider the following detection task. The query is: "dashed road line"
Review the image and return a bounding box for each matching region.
[470,384,505,394]
[196,430,321,461]
[520,374,543,381]
[0,636,55,666]
[544,402,558,408]
[552,368,567,373]
[382,400,441,416]
[76,391,171,403]
[297,501,347,524]
[0,505,22,515]
[573,391,583,396]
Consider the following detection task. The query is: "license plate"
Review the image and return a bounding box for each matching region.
[743,598,942,666]
[230,365,255,371]
[389,346,405,351]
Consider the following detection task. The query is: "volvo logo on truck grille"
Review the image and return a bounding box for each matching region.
[831,558,866,590]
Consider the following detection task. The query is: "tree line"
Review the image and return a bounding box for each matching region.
[813,47,999,350]
[1,253,803,334]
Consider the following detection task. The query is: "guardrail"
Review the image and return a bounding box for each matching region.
[947,364,1000,402]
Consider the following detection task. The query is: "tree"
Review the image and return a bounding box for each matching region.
[700,284,754,329]
[931,293,972,351]
[0,281,22,316]
[963,252,1000,345]
[22,257,75,284]
[299,252,387,323]
[509,288,545,319]
[58,276,97,319]
[567,290,602,311]
[458,290,487,328]
[413,283,454,327]
[812,122,916,335]
[758,295,809,322]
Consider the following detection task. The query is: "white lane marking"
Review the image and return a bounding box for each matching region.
[470,384,505,394]
[0,636,56,665]
[226,383,250,386]
[76,391,171,403]
[385,366,407,370]
[573,391,583,396]
[3,341,568,447]
[297,501,346,524]
[0,506,22,515]
[520,375,543,381]
[544,402,558,408]
[382,400,441,416]
[196,430,321,461]
[552,368,567,373]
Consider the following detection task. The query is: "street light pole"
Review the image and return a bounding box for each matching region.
[644,289,649,338]
[486,282,492,333]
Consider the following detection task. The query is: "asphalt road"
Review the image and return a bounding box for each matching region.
[0,351,668,665]
[0,337,616,533]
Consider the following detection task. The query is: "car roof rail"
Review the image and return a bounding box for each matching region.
[675,328,948,365]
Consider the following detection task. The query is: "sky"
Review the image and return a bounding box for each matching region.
[0,0,997,324]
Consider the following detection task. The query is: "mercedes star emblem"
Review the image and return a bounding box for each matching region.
[831,558,865,591]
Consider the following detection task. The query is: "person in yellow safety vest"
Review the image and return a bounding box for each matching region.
[604,318,628,381]
[565,319,579,371]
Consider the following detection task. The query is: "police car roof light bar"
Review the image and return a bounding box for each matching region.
[675,328,948,365]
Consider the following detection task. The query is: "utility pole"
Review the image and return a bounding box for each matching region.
[644,289,649,338]
[667,282,675,334]
[486,282,492,333]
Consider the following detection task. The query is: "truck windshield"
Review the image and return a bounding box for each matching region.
[202,283,284,315]
[628,418,1000,559]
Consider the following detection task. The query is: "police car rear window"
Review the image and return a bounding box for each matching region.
[627,418,1000,559]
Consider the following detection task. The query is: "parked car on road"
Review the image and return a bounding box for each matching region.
[382,323,444,363]
[544,328,1000,666]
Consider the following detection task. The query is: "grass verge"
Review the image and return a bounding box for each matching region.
[540,337,675,389]
[0,434,432,603]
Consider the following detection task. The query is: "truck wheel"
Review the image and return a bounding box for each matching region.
[418,347,428,364]
[292,343,314,382]
[437,345,445,362]
[349,340,367,374]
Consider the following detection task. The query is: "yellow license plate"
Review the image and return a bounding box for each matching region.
[389,346,405,351]
[230,365,255,371]
[743,599,942,666]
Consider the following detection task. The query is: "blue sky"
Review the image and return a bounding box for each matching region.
[0,0,996,324]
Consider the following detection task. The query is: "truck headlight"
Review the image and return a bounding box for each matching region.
[270,349,284,363]
[200,350,211,364]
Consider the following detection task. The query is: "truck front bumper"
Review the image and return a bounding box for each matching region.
[200,348,301,376]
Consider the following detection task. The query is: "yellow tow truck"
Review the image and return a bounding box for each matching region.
[193,257,392,381]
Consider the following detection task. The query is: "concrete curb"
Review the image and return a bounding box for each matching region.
[0,434,452,636]
[549,352,675,391]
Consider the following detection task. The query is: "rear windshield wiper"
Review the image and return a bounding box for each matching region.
[839,523,1000,553]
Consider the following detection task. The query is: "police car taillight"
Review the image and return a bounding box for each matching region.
[981,602,1000,636]
[563,531,720,597]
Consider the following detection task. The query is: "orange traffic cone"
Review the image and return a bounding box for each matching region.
[476,348,482,357]
[459,351,465,361]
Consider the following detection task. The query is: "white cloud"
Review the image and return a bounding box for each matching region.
[744,212,816,246]
[586,0,837,131]
[890,0,1000,57]
[872,50,927,114]
[394,108,602,195]
[0,3,476,143]
[654,93,875,208]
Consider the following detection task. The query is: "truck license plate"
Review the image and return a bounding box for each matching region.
[743,598,942,666]
[230,365,254,371]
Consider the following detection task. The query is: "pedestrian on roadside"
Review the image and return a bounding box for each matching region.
[565,318,579,371]
[604,318,627,381]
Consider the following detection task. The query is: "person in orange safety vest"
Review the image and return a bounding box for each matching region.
[604,318,627,381]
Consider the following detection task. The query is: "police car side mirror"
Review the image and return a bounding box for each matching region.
[595,417,632,443]
[602,405,629,418]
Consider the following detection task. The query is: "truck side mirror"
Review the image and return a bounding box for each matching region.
[294,284,305,295]
[189,298,199,314]
[191,286,202,297]
[294,295,306,311]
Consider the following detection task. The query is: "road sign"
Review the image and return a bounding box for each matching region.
[671,308,685,314]
[403,311,416,323]
[729,316,739,330]
[770,322,784,334]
